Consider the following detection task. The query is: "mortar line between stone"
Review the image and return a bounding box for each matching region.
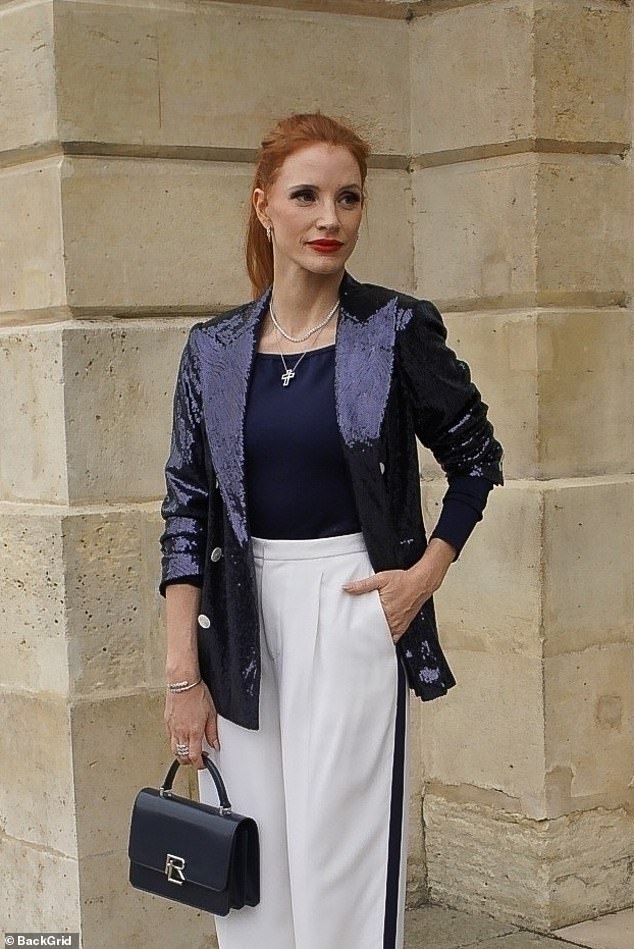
[0,142,409,171]
[410,140,630,170]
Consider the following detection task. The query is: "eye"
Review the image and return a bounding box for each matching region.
[339,191,362,208]
[290,189,316,203]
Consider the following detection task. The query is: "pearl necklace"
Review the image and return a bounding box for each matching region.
[269,298,340,343]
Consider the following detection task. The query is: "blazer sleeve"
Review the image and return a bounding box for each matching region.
[159,324,210,597]
[397,299,504,486]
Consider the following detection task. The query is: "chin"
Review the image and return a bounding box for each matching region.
[300,253,352,276]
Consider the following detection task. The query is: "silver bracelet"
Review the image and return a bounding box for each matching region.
[166,677,202,693]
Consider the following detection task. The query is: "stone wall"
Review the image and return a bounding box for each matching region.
[414,0,634,931]
[0,0,632,945]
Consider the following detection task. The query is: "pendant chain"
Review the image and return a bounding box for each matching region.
[272,303,339,387]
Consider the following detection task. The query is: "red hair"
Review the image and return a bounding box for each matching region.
[246,113,371,297]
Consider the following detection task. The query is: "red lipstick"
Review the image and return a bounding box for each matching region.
[307,240,344,254]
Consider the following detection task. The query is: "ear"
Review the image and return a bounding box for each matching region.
[253,188,269,229]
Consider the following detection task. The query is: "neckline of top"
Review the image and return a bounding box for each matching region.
[255,343,336,358]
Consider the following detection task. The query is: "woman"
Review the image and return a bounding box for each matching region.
[160,113,503,949]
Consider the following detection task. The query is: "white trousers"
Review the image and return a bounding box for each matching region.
[199,531,410,949]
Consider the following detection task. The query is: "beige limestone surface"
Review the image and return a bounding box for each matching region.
[0,159,66,314]
[413,153,630,310]
[0,692,76,855]
[0,326,67,501]
[0,506,68,693]
[423,795,634,930]
[430,310,634,481]
[0,1,57,153]
[421,651,547,812]
[422,480,543,657]
[411,0,630,157]
[411,0,534,156]
[541,478,634,658]
[61,322,194,502]
[0,834,80,934]
[53,0,410,154]
[545,644,634,807]
[64,509,165,698]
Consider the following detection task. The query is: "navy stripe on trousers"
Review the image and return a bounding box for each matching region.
[383,655,408,948]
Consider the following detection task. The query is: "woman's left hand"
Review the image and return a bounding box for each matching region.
[342,538,457,643]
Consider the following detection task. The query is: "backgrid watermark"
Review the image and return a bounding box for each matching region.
[4,936,79,947]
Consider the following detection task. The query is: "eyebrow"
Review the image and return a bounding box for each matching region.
[287,183,362,192]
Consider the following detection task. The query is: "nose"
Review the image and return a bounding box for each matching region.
[316,200,341,232]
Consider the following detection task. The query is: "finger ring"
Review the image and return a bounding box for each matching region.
[175,743,190,755]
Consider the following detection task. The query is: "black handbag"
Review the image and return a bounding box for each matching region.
[128,751,260,915]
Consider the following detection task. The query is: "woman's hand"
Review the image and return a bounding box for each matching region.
[163,680,220,770]
[342,538,457,643]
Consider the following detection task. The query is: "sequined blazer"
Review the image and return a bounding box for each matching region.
[159,272,504,730]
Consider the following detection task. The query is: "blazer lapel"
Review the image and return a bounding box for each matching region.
[198,287,271,547]
[335,273,398,449]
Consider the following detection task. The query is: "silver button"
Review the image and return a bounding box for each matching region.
[379,462,386,474]
[210,546,223,562]
[197,614,211,629]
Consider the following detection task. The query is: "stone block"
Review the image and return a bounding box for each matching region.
[546,806,634,928]
[424,793,634,929]
[0,692,76,855]
[80,850,217,949]
[413,154,536,309]
[535,311,634,479]
[71,690,181,859]
[0,1,57,153]
[61,157,252,311]
[63,509,165,697]
[544,645,634,811]
[424,793,551,928]
[432,310,539,481]
[533,0,630,145]
[423,309,634,482]
[536,155,631,305]
[61,320,192,502]
[542,478,634,657]
[0,834,79,933]
[54,0,409,154]
[411,0,533,156]
[422,481,543,659]
[0,505,68,693]
[422,477,634,661]
[0,160,66,314]
[420,651,546,816]
[413,154,630,309]
[411,0,630,157]
[352,168,414,293]
[0,326,67,502]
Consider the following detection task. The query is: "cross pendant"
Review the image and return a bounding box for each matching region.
[281,368,295,386]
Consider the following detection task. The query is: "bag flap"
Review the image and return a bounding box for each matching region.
[128,788,255,892]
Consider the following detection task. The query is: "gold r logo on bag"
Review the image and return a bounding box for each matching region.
[165,853,186,884]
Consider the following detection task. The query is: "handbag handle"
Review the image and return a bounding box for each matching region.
[159,751,232,813]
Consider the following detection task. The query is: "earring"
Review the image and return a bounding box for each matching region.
[265,224,272,243]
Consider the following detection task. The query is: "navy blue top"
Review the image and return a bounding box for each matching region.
[244,344,361,538]
[244,344,492,556]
